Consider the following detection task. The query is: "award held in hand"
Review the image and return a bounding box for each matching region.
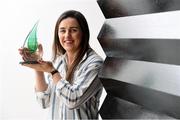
[20,21,43,64]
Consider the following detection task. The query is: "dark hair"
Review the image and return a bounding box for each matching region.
[52,10,90,82]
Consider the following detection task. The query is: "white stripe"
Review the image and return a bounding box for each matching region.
[105,11,180,39]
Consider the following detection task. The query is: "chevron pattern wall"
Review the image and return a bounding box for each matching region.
[97,0,180,119]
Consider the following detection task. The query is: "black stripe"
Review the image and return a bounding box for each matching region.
[59,92,80,102]
[77,108,82,119]
[85,102,90,119]
[99,38,180,65]
[51,89,56,120]
[99,78,180,118]
[56,60,62,69]
[97,0,180,18]
[42,99,46,109]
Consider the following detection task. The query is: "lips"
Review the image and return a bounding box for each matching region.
[64,39,73,44]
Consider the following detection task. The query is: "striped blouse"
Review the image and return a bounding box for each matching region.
[36,48,103,120]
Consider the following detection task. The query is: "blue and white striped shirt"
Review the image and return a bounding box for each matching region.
[36,48,103,120]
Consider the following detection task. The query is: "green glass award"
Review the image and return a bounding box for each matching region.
[20,21,43,64]
[27,22,38,53]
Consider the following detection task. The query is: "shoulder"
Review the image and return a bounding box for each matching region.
[53,55,65,68]
[86,48,103,63]
[81,48,104,70]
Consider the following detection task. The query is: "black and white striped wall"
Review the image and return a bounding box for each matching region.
[97,0,180,119]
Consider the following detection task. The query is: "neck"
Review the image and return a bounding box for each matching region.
[66,50,78,66]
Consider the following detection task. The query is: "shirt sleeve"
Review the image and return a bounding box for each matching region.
[55,57,103,109]
[35,76,52,109]
[35,57,62,109]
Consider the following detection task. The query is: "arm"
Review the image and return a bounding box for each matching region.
[21,61,62,109]
[35,71,48,91]
[55,57,103,109]
[19,45,57,108]
[34,71,51,109]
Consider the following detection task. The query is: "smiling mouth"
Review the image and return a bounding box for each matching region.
[64,40,73,44]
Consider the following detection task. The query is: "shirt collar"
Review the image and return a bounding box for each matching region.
[62,48,89,66]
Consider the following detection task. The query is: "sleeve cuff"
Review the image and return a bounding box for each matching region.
[56,79,69,91]
[35,85,51,99]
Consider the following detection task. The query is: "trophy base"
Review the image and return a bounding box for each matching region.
[19,61,39,64]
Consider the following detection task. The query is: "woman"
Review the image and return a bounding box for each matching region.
[19,10,103,119]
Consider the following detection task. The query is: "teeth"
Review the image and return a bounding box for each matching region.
[65,40,73,43]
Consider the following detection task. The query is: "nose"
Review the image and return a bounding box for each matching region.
[65,30,71,38]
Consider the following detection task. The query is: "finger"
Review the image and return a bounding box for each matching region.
[18,48,23,52]
[22,62,46,72]
[22,57,26,61]
[19,51,23,55]
[22,63,40,69]
[37,59,43,63]
[23,51,30,61]
[38,44,43,58]
[38,44,43,51]
[23,49,33,61]
[18,48,25,55]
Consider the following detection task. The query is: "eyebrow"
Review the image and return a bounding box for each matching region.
[59,27,79,29]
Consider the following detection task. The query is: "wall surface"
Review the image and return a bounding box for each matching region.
[97,0,180,119]
[0,0,106,119]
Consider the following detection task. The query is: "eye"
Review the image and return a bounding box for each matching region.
[72,28,78,32]
[59,29,66,33]
[70,28,79,33]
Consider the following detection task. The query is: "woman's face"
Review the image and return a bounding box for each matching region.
[58,17,82,53]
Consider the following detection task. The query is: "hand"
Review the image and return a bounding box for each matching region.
[22,60,62,84]
[18,44,43,61]
[21,60,55,73]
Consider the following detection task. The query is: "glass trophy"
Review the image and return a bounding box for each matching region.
[20,21,43,64]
